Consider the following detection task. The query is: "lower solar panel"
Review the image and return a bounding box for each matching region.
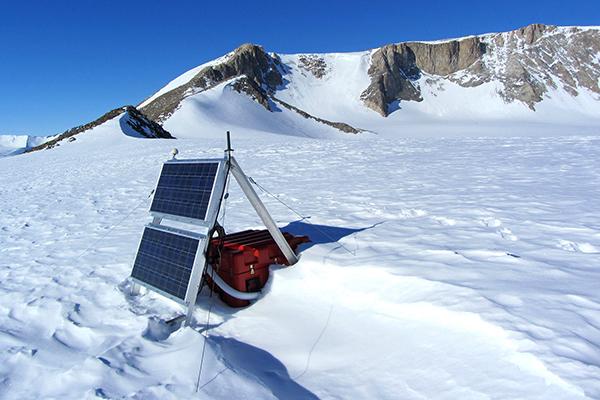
[131,225,202,302]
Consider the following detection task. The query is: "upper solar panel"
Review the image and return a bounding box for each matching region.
[131,225,201,301]
[150,160,224,223]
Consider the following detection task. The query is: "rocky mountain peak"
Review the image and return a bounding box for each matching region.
[515,23,550,44]
[142,43,284,122]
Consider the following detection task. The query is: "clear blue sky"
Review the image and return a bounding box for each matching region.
[1,0,598,136]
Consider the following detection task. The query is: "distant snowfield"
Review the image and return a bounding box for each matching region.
[1,128,600,399]
[0,135,51,157]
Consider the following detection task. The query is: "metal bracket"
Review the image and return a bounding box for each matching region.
[229,156,299,265]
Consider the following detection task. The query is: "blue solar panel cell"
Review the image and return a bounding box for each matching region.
[150,161,220,222]
[131,226,200,300]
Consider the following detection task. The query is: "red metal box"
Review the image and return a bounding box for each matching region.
[205,229,309,307]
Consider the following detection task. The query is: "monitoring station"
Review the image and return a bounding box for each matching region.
[129,133,300,325]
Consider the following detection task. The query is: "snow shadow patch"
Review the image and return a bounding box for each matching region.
[210,336,319,399]
[282,219,383,251]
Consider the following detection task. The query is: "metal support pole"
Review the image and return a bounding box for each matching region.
[229,156,299,265]
[130,282,141,295]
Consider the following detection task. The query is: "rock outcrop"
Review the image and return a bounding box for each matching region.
[360,44,425,117]
[409,38,486,76]
[230,76,274,111]
[480,24,600,108]
[298,55,328,78]
[361,37,486,116]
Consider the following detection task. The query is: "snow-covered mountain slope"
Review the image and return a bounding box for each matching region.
[0,135,54,156]
[139,23,600,138]
[6,23,597,156]
[1,132,600,398]
[162,78,361,139]
[18,106,173,155]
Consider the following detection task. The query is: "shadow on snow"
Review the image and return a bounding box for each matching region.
[208,335,319,399]
[282,219,384,251]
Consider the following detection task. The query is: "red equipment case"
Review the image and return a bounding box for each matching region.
[205,229,309,307]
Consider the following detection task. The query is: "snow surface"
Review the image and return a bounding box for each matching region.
[1,122,600,399]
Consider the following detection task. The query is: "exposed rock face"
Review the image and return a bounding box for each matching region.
[361,44,425,117]
[141,44,285,122]
[361,37,485,116]
[409,38,486,76]
[27,106,173,153]
[479,24,600,108]
[230,76,274,111]
[121,106,174,138]
[298,55,328,78]
[362,23,600,115]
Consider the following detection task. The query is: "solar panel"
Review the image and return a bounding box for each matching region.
[131,225,202,302]
[150,160,224,224]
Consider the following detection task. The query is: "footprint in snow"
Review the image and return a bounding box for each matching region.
[399,208,428,218]
[480,217,518,241]
[480,217,502,228]
[557,240,599,254]
[499,227,518,241]
[432,216,457,226]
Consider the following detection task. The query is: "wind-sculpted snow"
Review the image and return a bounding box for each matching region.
[0,132,599,398]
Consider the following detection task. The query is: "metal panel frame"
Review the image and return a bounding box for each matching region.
[132,157,228,326]
[149,158,227,227]
[183,165,227,324]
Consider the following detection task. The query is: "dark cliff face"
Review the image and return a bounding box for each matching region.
[141,44,285,122]
[361,37,486,116]
[409,39,486,76]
